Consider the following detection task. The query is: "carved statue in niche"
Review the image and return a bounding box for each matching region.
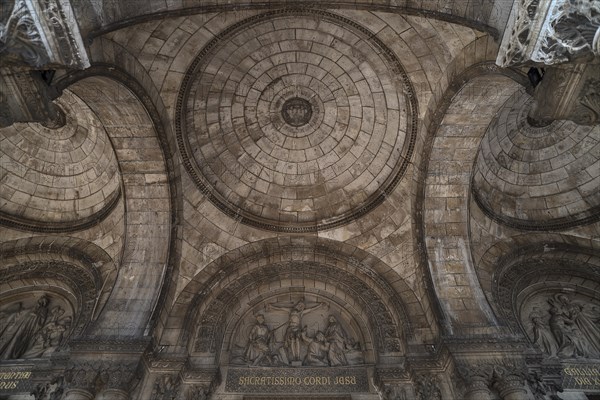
[0,295,72,360]
[525,293,600,359]
[244,314,274,366]
[230,298,364,367]
[265,299,326,363]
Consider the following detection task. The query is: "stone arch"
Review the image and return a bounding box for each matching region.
[159,237,433,355]
[84,1,506,42]
[53,39,183,335]
[414,61,528,335]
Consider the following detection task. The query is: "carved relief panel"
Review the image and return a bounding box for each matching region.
[228,296,365,367]
[0,292,73,360]
[520,291,600,360]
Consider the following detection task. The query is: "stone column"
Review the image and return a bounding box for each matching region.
[494,375,528,400]
[96,388,129,400]
[63,388,94,400]
[463,376,493,400]
[457,365,493,400]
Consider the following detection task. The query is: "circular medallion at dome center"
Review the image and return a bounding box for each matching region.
[282,98,312,127]
[177,10,417,232]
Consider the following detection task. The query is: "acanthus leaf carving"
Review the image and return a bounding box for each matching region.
[415,374,441,400]
[150,374,180,400]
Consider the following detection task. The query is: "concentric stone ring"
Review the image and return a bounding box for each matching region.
[176,10,417,232]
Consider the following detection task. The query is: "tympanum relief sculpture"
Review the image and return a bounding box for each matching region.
[524,293,600,359]
[0,295,72,360]
[230,299,364,367]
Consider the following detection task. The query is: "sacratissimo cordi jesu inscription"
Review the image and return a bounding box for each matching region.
[238,375,358,386]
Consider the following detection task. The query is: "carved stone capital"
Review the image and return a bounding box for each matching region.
[377,383,408,400]
[96,363,139,392]
[0,0,89,69]
[456,365,494,400]
[150,374,181,400]
[493,373,528,399]
[497,0,600,66]
[63,363,101,395]
[415,373,441,400]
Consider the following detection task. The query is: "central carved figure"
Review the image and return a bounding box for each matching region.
[266,300,325,363]
[231,298,366,367]
[281,97,312,127]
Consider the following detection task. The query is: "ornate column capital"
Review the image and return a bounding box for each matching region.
[415,373,441,400]
[0,0,89,69]
[497,0,600,67]
[456,364,494,400]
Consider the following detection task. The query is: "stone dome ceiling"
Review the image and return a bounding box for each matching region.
[177,10,416,232]
[0,89,121,229]
[472,89,600,229]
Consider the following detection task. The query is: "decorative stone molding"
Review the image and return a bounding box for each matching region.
[497,0,600,66]
[0,0,89,68]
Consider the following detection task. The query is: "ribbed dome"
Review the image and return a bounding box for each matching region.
[177,10,416,232]
[0,89,120,227]
[472,89,600,229]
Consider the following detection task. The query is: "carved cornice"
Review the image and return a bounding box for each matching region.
[374,366,411,383]
[69,337,151,354]
[62,360,140,395]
